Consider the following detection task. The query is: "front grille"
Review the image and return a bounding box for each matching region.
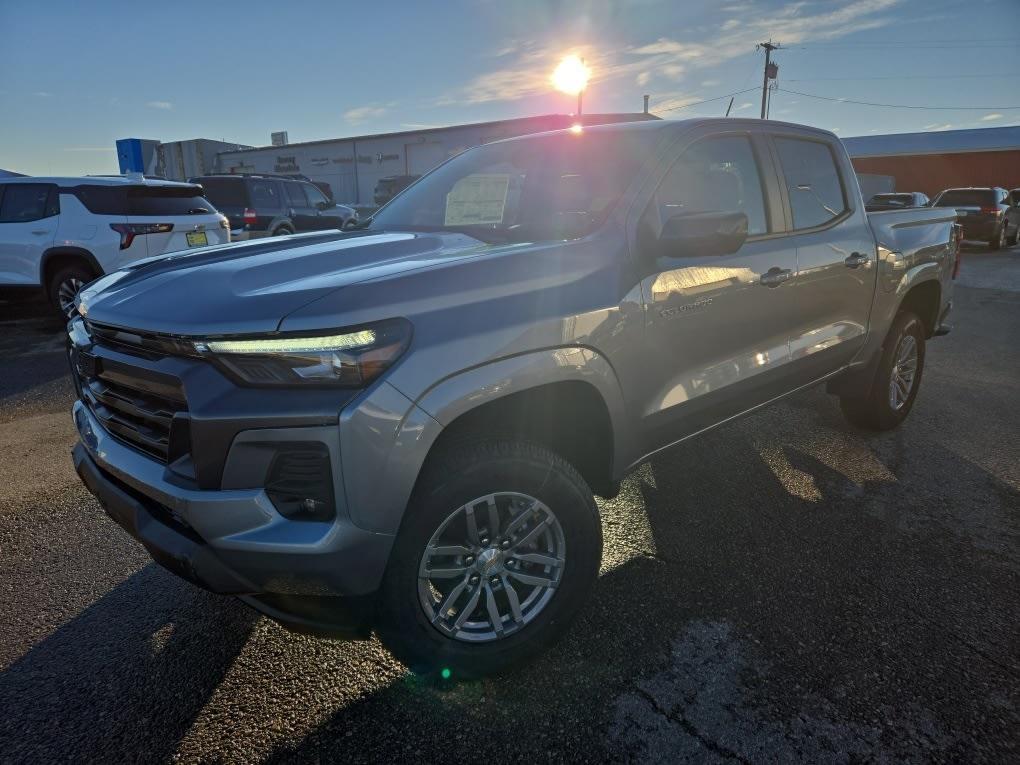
[75,322,189,463]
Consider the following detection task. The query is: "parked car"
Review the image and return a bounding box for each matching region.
[0,176,228,318]
[865,192,929,212]
[191,174,357,239]
[1005,188,1020,247]
[931,187,1013,249]
[69,119,958,678]
[373,174,420,206]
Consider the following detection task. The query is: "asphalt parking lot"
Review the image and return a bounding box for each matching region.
[0,244,1018,763]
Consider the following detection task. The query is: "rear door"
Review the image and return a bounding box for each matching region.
[283,181,318,231]
[196,177,248,233]
[769,131,877,380]
[0,183,59,285]
[636,126,802,451]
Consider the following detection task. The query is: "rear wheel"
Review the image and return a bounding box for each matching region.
[376,440,601,679]
[990,224,1006,250]
[47,262,95,321]
[272,226,293,237]
[840,311,926,431]
[1012,224,1020,247]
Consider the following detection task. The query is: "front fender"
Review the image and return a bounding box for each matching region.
[412,346,634,478]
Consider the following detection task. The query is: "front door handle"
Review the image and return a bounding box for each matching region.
[760,267,793,287]
[844,251,870,268]
[31,229,51,235]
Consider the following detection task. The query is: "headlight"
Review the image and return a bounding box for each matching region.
[194,319,411,387]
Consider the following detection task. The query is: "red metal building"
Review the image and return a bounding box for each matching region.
[843,126,1020,198]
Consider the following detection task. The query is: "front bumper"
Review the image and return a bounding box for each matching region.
[72,402,394,635]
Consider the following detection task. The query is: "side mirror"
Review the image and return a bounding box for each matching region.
[316,200,331,211]
[656,211,748,259]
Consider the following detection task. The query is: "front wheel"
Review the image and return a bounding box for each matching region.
[47,263,95,321]
[376,440,602,679]
[840,311,926,431]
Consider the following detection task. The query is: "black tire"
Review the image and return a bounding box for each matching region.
[840,311,926,431]
[47,262,95,321]
[1012,224,1020,247]
[989,224,1006,250]
[272,226,293,237]
[376,439,602,680]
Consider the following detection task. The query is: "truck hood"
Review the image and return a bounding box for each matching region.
[78,230,488,335]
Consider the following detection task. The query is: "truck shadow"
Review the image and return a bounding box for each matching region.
[0,564,257,762]
[261,408,1020,762]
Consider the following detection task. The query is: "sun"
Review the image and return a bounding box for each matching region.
[551,55,590,96]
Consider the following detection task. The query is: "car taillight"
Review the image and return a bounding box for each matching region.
[109,223,173,250]
[979,207,1002,215]
[243,208,257,225]
[951,223,962,279]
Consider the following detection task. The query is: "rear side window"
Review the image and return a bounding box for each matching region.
[196,178,247,207]
[73,185,215,216]
[283,181,308,207]
[775,137,848,229]
[0,184,57,222]
[249,179,282,208]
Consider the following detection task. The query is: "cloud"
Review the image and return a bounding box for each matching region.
[735,102,753,111]
[400,122,441,129]
[34,91,51,98]
[701,79,720,88]
[146,100,173,110]
[62,147,116,152]
[439,0,901,110]
[923,123,954,131]
[344,104,389,123]
[980,113,1003,122]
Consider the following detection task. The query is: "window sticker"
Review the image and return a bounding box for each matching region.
[444,174,510,226]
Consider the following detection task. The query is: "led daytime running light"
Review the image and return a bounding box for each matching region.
[201,330,377,354]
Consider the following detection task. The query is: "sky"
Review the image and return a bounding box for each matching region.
[1,0,1018,176]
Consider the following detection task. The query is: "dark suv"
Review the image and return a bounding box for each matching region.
[931,187,1014,249]
[192,175,356,239]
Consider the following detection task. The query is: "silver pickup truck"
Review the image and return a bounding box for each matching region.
[68,118,959,678]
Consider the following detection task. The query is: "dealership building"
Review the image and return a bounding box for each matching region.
[117,119,1020,206]
[118,112,658,206]
[844,125,1020,198]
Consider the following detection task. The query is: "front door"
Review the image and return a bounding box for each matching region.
[283,181,319,232]
[0,184,58,286]
[636,131,801,453]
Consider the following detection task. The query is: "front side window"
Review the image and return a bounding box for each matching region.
[774,137,847,229]
[645,135,769,237]
[304,184,329,207]
[370,131,654,244]
[284,182,308,207]
[0,184,55,223]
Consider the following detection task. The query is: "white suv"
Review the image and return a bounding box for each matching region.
[0,175,229,318]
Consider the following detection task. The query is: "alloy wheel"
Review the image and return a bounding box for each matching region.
[58,278,84,319]
[888,333,918,411]
[417,492,566,642]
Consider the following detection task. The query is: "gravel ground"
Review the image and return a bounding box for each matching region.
[0,245,1017,763]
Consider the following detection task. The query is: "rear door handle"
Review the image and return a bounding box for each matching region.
[844,252,870,268]
[760,267,793,287]
[31,229,51,235]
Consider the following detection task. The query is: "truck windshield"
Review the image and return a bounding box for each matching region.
[369,131,653,244]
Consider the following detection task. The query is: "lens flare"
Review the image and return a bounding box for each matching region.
[552,55,590,96]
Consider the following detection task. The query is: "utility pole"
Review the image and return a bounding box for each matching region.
[758,41,780,119]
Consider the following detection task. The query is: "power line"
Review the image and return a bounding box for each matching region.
[787,74,1013,82]
[775,87,1020,111]
[656,87,760,113]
